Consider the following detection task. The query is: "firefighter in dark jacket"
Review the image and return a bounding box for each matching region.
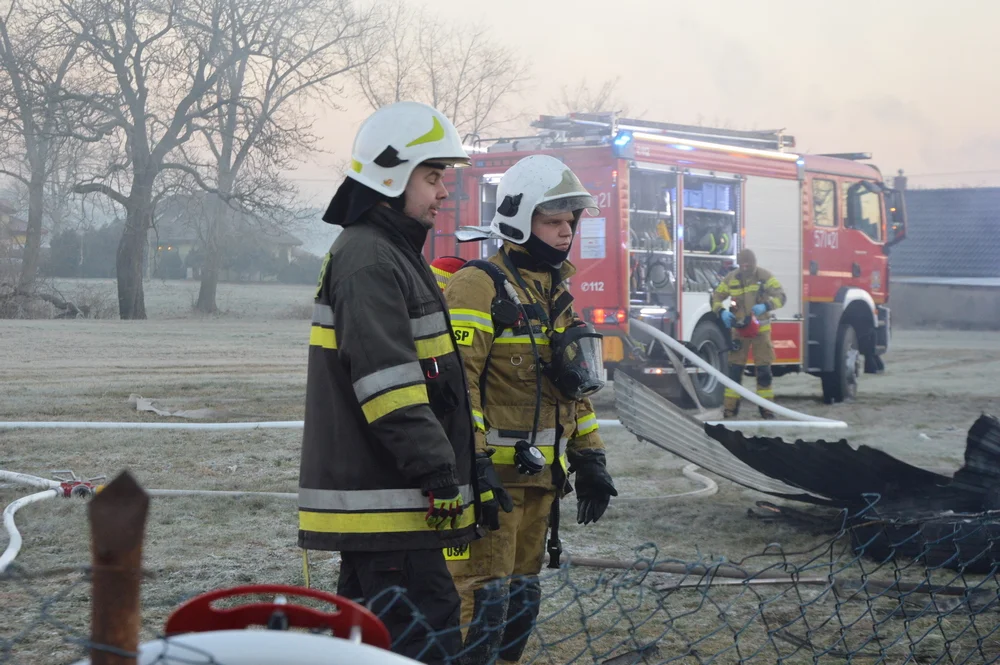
[711,248,787,419]
[439,155,618,664]
[298,101,484,664]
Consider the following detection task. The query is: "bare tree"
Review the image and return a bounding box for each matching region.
[351,0,419,110]
[60,0,271,319]
[3,136,98,235]
[353,2,529,139]
[177,0,374,313]
[0,0,84,290]
[40,139,97,237]
[419,24,529,138]
[551,76,634,116]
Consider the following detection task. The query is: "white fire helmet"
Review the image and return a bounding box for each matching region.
[456,154,599,244]
[345,101,470,198]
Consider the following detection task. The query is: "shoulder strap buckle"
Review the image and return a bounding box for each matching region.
[462,260,521,331]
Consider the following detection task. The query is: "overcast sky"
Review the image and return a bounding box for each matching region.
[293,0,1000,252]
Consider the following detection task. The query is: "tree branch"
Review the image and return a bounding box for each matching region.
[0,167,30,186]
[161,161,225,198]
[74,182,127,207]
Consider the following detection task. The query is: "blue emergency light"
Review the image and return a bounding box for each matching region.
[612,131,633,155]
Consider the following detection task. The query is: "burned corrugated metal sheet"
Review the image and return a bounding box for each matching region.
[615,369,1000,515]
[612,371,830,504]
[703,425,952,514]
[615,369,1000,572]
[705,414,1000,516]
[849,515,1000,574]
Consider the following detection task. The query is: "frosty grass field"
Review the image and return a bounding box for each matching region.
[2,278,999,662]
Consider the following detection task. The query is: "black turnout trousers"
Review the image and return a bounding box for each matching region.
[338,548,462,664]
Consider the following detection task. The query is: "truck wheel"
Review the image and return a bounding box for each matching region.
[689,320,728,408]
[821,322,861,404]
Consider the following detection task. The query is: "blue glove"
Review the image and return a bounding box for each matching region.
[752,303,768,316]
[720,310,736,328]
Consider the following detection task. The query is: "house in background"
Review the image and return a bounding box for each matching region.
[149,220,198,278]
[889,187,1000,329]
[148,193,303,281]
[0,201,28,267]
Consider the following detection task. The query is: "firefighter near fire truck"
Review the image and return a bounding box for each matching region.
[435,155,617,665]
[297,101,484,664]
[712,248,788,419]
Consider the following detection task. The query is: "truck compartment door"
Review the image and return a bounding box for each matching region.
[743,176,803,321]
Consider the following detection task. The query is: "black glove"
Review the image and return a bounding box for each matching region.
[476,450,514,531]
[569,450,618,525]
[424,484,463,530]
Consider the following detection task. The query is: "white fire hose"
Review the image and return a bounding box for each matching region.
[0,471,66,573]
[1,486,59,574]
[0,469,304,572]
[0,470,62,490]
[629,318,847,429]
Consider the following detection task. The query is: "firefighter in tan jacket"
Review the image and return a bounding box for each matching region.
[436,155,617,665]
[711,248,787,419]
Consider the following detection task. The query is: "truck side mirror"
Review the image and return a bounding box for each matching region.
[886,188,907,247]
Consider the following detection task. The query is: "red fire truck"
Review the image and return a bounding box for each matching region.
[427,113,907,407]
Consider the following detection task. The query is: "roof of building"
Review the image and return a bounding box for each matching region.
[889,187,1000,278]
[0,202,28,236]
[892,276,1000,288]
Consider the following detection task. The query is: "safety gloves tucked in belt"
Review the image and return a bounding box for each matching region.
[476,450,514,531]
[568,449,618,525]
[424,485,463,530]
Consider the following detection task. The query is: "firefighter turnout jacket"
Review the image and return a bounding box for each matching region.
[298,204,481,552]
[442,242,605,491]
[711,266,787,332]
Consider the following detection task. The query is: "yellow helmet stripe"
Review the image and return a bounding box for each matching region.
[406,116,445,147]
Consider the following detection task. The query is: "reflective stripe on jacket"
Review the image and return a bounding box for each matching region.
[711,266,787,333]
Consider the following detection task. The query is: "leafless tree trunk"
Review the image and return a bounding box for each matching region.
[195,195,224,310]
[43,140,95,238]
[0,1,83,291]
[61,0,267,319]
[184,0,374,313]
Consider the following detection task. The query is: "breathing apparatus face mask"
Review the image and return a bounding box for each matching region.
[546,322,606,400]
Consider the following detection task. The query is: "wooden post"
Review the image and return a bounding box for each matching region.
[88,471,149,665]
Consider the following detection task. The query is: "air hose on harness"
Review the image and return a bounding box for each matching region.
[499,250,562,569]
[498,251,545,474]
[510,286,544,459]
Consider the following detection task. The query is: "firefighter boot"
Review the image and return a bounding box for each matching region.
[724,364,745,418]
[756,365,775,419]
[458,582,508,665]
[498,575,541,663]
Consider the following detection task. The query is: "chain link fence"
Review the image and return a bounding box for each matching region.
[4,501,1000,664]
